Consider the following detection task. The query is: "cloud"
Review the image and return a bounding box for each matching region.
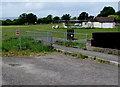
[1,2,118,18]
[25,2,44,10]
[1,2,45,17]
[1,0,120,2]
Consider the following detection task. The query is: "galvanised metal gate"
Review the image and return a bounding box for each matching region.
[36,30,89,49]
[26,31,52,46]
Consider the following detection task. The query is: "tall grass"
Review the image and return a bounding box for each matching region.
[2,37,54,52]
[55,40,86,49]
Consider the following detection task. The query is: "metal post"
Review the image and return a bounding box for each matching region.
[86,34,88,41]
[50,32,52,46]
[47,31,49,44]
[86,34,88,48]
[34,32,36,40]
[64,32,66,45]
[19,35,21,50]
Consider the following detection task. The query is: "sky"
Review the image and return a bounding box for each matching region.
[0,1,119,19]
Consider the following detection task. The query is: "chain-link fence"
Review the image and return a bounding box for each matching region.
[36,30,88,49]
[1,30,89,49]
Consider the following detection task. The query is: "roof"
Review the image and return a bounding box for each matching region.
[94,17,115,22]
[62,20,88,23]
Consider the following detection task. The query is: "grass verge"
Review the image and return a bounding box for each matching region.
[55,49,119,67]
[2,37,55,57]
[55,40,86,49]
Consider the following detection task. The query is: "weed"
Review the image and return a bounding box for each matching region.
[77,54,88,59]
[2,37,54,53]
[96,59,106,63]
[55,40,86,49]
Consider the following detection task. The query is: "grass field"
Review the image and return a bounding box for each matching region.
[1,24,120,56]
[1,24,120,39]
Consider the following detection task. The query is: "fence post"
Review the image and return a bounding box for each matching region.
[19,35,22,50]
[34,32,36,40]
[50,31,52,46]
[86,34,88,41]
[64,32,66,45]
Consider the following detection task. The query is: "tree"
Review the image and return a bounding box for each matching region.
[71,17,77,20]
[18,13,37,24]
[46,14,53,23]
[108,15,120,22]
[37,18,43,24]
[2,19,13,25]
[53,16,60,23]
[88,16,94,21]
[97,6,115,17]
[78,12,88,20]
[61,14,71,21]
[38,17,51,24]
[13,19,22,25]
[18,13,28,24]
[0,20,2,25]
[27,13,37,24]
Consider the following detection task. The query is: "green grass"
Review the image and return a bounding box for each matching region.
[1,24,120,39]
[2,37,54,53]
[55,40,86,49]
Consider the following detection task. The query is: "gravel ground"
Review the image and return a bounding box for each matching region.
[2,53,118,85]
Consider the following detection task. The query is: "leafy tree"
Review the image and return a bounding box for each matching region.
[97,6,115,17]
[78,12,88,20]
[0,20,2,25]
[2,19,13,25]
[47,15,53,19]
[46,14,53,24]
[26,13,37,24]
[71,17,77,20]
[53,16,60,23]
[61,14,71,21]
[13,19,22,25]
[37,18,43,24]
[88,16,94,21]
[18,13,37,24]
[108,15,120,22]
[18,13,28,24]
[38,17,51,24]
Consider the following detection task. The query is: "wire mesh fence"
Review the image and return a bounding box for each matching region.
[36,30,88,49]
[1,30,89,49]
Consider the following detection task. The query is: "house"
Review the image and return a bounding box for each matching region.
[82,17,116,28]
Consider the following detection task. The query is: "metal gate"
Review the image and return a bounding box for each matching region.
[36,30,89,49]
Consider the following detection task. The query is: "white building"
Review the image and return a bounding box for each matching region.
[82,17,116,28]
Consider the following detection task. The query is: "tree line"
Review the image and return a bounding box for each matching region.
[1,6,120,25]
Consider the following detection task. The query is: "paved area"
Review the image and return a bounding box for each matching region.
[53,44,119,64]
[2,53,118,85]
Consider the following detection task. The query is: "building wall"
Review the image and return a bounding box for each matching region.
[93,22,102,28]
[82,22,115,28]
[102,23,115,28]
[82,22,88,28]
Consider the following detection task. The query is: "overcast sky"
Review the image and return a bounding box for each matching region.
[0,1,119,18]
